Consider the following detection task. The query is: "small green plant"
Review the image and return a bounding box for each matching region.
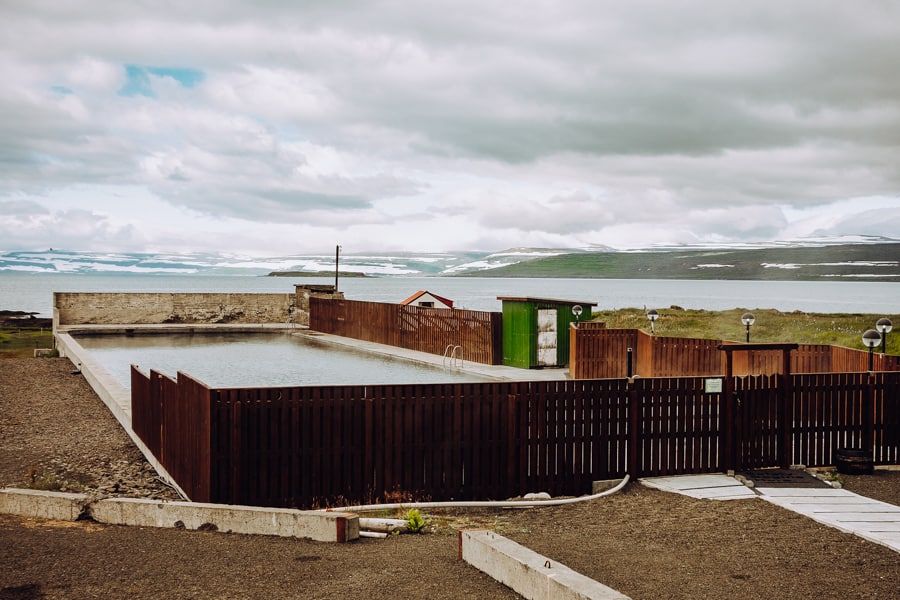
[405,508,427,534]
[22,466,89,492]
[25,467,63,491]
[820,469,844,486]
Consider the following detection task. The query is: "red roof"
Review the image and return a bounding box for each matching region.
[400,290,454,308]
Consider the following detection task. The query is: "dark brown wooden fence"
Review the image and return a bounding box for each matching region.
[570,327,900,379]
[132,367,211,501]
[132,366,900,509]
[309,298,503,365]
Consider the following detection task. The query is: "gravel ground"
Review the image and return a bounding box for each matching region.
[2,357,899,599]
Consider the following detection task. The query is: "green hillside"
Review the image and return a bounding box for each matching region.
[459,243,900,281]
[591,307,898,354]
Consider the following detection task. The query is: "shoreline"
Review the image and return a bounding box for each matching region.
[3,273,900,321]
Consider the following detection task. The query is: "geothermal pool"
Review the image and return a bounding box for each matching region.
[75,332,491,390]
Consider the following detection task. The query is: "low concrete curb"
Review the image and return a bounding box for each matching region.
[0,488,358,543]
[91,497,359,542]
[0,488,89,521]
[459,529,630,600]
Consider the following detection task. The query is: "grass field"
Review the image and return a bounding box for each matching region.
[591,307,897,354]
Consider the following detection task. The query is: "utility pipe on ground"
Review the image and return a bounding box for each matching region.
[320,475,630,513]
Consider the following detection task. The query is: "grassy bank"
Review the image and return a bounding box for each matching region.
[590,307,897,354]
[0,327,55,358]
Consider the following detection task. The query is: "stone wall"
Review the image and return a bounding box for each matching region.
[54,292,295,328]
[293,284,344,326]
[52,286,346,330]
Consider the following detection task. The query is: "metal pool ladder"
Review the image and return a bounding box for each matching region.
[443,344,464,369]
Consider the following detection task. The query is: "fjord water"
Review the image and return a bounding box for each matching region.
[2,273,899,317]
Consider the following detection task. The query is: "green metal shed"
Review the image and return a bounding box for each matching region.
[498,296,597,369]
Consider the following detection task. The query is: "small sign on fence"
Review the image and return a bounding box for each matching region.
[704,378,723,394]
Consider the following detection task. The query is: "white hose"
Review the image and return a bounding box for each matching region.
[321,474,630,513]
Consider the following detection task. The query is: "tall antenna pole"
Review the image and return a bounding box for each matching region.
[335,244,341,292]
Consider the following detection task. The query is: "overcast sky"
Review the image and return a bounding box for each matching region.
[2,1,899,256]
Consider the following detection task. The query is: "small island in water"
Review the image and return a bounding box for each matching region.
[267,270,370,278]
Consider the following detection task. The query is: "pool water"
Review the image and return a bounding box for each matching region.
[76,332,491,389]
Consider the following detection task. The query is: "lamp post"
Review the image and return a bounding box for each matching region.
[862,329,882,371]
[647,309,658,335]
[571,304,583,327]
[876,318,892,354]
[741,312,755,343]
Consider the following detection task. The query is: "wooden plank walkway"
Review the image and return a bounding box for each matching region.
[640,473,900,553]
[759,487,900,553]
[640,474,757,500]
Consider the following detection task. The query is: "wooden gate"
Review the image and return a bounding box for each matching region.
[734,374,782,470]
[720,343,797,471]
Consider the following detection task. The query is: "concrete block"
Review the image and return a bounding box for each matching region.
[90,498,359,542]
[591,479,621,494]
[459,529,630,600]
[0,488,89,521]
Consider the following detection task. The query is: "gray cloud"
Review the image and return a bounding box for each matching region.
[0,205,143,251]
[1,1,898,252]
[0,199,50,217]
